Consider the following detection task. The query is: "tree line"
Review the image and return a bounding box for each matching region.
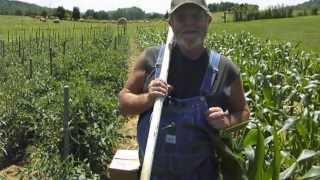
[0,0,318,21]
[0,0,164,21]
[207,1,318,22]
[232,5,318,22]
[52,6,163,20]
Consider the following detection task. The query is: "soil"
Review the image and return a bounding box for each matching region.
[115,32,142,151]
[0,165,27,180]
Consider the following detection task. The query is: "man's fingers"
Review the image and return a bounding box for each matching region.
[148,79,173,96]
[149,80,167,89]
[149,91,166,97]
[206,107,224,116]
[207,111,226,120]
[149,86,168,94]
[168,85,174,93]
[151,79,167,86]
[208,107,223,112]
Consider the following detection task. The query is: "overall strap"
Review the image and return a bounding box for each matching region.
[200,51,221,96]
[209,51,221,90]
[154,45,166,78]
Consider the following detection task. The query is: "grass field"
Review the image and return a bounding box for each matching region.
[210,15,320,53]
[0,15,109,41]
[1,15,319,53]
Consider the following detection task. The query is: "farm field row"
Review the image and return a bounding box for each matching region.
[0,20,129,179]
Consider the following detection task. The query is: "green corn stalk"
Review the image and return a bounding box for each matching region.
[248,126,265,180]
[183,124,245,180]
[272,130,281,180]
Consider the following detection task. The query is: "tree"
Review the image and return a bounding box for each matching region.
[0,10,9,15]
[311,8,318,15]
[110,7,145,20]
[64,10,72,20]
[126,7,145,20]
[25,9,38,17]
[208,2,239,13]
[146,12,163,19]
[55,6,65,20]
[72,7,80,20]
[41,10,48,17]
[84,9,95,19]
[14,9,23,16]
[94,11,109,20]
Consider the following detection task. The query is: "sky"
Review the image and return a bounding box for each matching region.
[17,0,309,13]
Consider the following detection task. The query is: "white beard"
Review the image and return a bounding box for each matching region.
[174,34,204,50]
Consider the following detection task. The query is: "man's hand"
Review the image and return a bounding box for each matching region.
[147,79,173,103]
[206,107,230,129]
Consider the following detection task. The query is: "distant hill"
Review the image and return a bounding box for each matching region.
[295,0,320,9]
[0,0,54,16]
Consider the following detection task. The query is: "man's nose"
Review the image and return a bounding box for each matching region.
[181,14,198,25]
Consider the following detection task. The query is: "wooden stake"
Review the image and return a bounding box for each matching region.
[1,40,4,57]
[18,36,21,57]
[63,41,66,56]
[81,34,84,50]
[21,47,25,64]
[63,85,70,159]
[3,40,4,57]
[49,47,53,76]
[29,58,33,79]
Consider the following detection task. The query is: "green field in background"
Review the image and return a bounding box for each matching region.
[210,15,320,53]
[0,15,319,53]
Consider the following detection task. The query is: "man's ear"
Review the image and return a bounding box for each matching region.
[168,17,173,26]
[208,15,212,24]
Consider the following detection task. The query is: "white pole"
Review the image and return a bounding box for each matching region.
[140,27,174,180]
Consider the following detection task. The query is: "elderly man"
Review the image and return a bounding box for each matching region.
[119,0,250,179]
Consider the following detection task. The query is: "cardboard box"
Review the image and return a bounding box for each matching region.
[109,149,140,180]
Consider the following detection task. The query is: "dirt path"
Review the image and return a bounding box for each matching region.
[0,165,27,180]
[116,27,143,150]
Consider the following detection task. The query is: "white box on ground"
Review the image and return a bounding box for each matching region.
[109,149,140,180]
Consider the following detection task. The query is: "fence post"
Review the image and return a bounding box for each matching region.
[63,85,70,159]
[81,34,84,50]
[1,40,4,57]
[21,47,25,64]
[114,36,117,49]
[3,40,4,57]
[49,47,53,76]
[63,41,66,56]
[29,35,32,55]
[29,58,33,79]
[18,36,21,57]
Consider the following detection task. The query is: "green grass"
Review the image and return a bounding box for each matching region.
[210,15,320,53]
[211,12,234,24]
[1,15,319,53]
[0,15,110,41]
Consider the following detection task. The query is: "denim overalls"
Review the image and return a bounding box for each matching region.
[138,46,221,180]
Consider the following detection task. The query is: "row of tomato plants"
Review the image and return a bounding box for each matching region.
[0,26,128,179]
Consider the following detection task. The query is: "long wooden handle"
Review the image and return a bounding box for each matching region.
[140,27,174,180]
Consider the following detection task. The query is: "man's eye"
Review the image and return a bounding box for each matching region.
[174,11,206,22]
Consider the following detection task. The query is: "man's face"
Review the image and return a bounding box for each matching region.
[169,4,211,50]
